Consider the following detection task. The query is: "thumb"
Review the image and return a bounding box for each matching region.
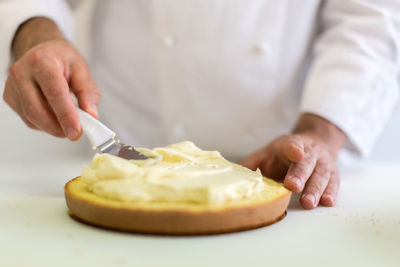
[276,135,304,163]
[70,62,100,119]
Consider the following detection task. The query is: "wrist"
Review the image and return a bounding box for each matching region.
[293,113,346,156]
[12,17,65,60]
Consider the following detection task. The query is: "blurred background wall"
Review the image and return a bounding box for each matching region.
[0,0,399,164]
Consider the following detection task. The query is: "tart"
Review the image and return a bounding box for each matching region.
[65,142,291,235]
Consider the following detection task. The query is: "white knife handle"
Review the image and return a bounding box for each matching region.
[77,108,115,149]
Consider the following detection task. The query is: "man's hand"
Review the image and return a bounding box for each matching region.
[3,17,99,140]
[241,113,346,209]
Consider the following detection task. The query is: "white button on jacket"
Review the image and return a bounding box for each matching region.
[1,0,399,161]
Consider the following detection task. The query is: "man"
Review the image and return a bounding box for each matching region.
[1,0,399,209]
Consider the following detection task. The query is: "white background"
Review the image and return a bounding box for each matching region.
[0,0,399,164]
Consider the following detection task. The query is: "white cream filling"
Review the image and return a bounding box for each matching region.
[81,141,266,204]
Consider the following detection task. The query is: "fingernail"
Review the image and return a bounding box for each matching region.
[303,194,316,207]
[291,178,301,189]
[66,127,79,140]
[324,195,335,205]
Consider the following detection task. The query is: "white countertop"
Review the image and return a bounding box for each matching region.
[1,158,399,267]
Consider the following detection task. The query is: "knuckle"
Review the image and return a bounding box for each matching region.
[308,143,319,153]
[27,50,59,74]
[302,151,314,163]
[45,86,64,100]
[308,184,324,194]
[320,149,331,159]
[26,49,45,67]
[9,63,22,79]
[314,164,330,177]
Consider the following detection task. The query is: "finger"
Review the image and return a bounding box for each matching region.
[240,148,288,180]
[33,63,80,140]
[239,149,265,171]
[70,62,100,119]
[3,78,38,130]
[300,159,331,209]
[11,75,64,137]
[284,147,317,193]
[320,170,340,207]
[275,135,304,163]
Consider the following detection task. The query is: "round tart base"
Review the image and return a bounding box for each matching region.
[65,177,291,235]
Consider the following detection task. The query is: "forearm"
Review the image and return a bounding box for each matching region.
[12,17,64,59]
[293,113,346,156]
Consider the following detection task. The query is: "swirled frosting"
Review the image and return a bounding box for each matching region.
[81,141,268,204]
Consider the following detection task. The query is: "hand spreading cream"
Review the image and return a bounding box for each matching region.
[81,141,279,204]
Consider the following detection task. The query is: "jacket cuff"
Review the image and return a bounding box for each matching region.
[300,59,399,156]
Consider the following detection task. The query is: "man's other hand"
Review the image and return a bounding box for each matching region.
[241,114,346,209]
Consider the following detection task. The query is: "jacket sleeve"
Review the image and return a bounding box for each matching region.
[0,0,74,80]
[300,0,400,156]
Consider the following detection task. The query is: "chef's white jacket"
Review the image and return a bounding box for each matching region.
[1,0,400,161]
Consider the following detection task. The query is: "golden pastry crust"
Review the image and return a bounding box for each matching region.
[65,177,291,235]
